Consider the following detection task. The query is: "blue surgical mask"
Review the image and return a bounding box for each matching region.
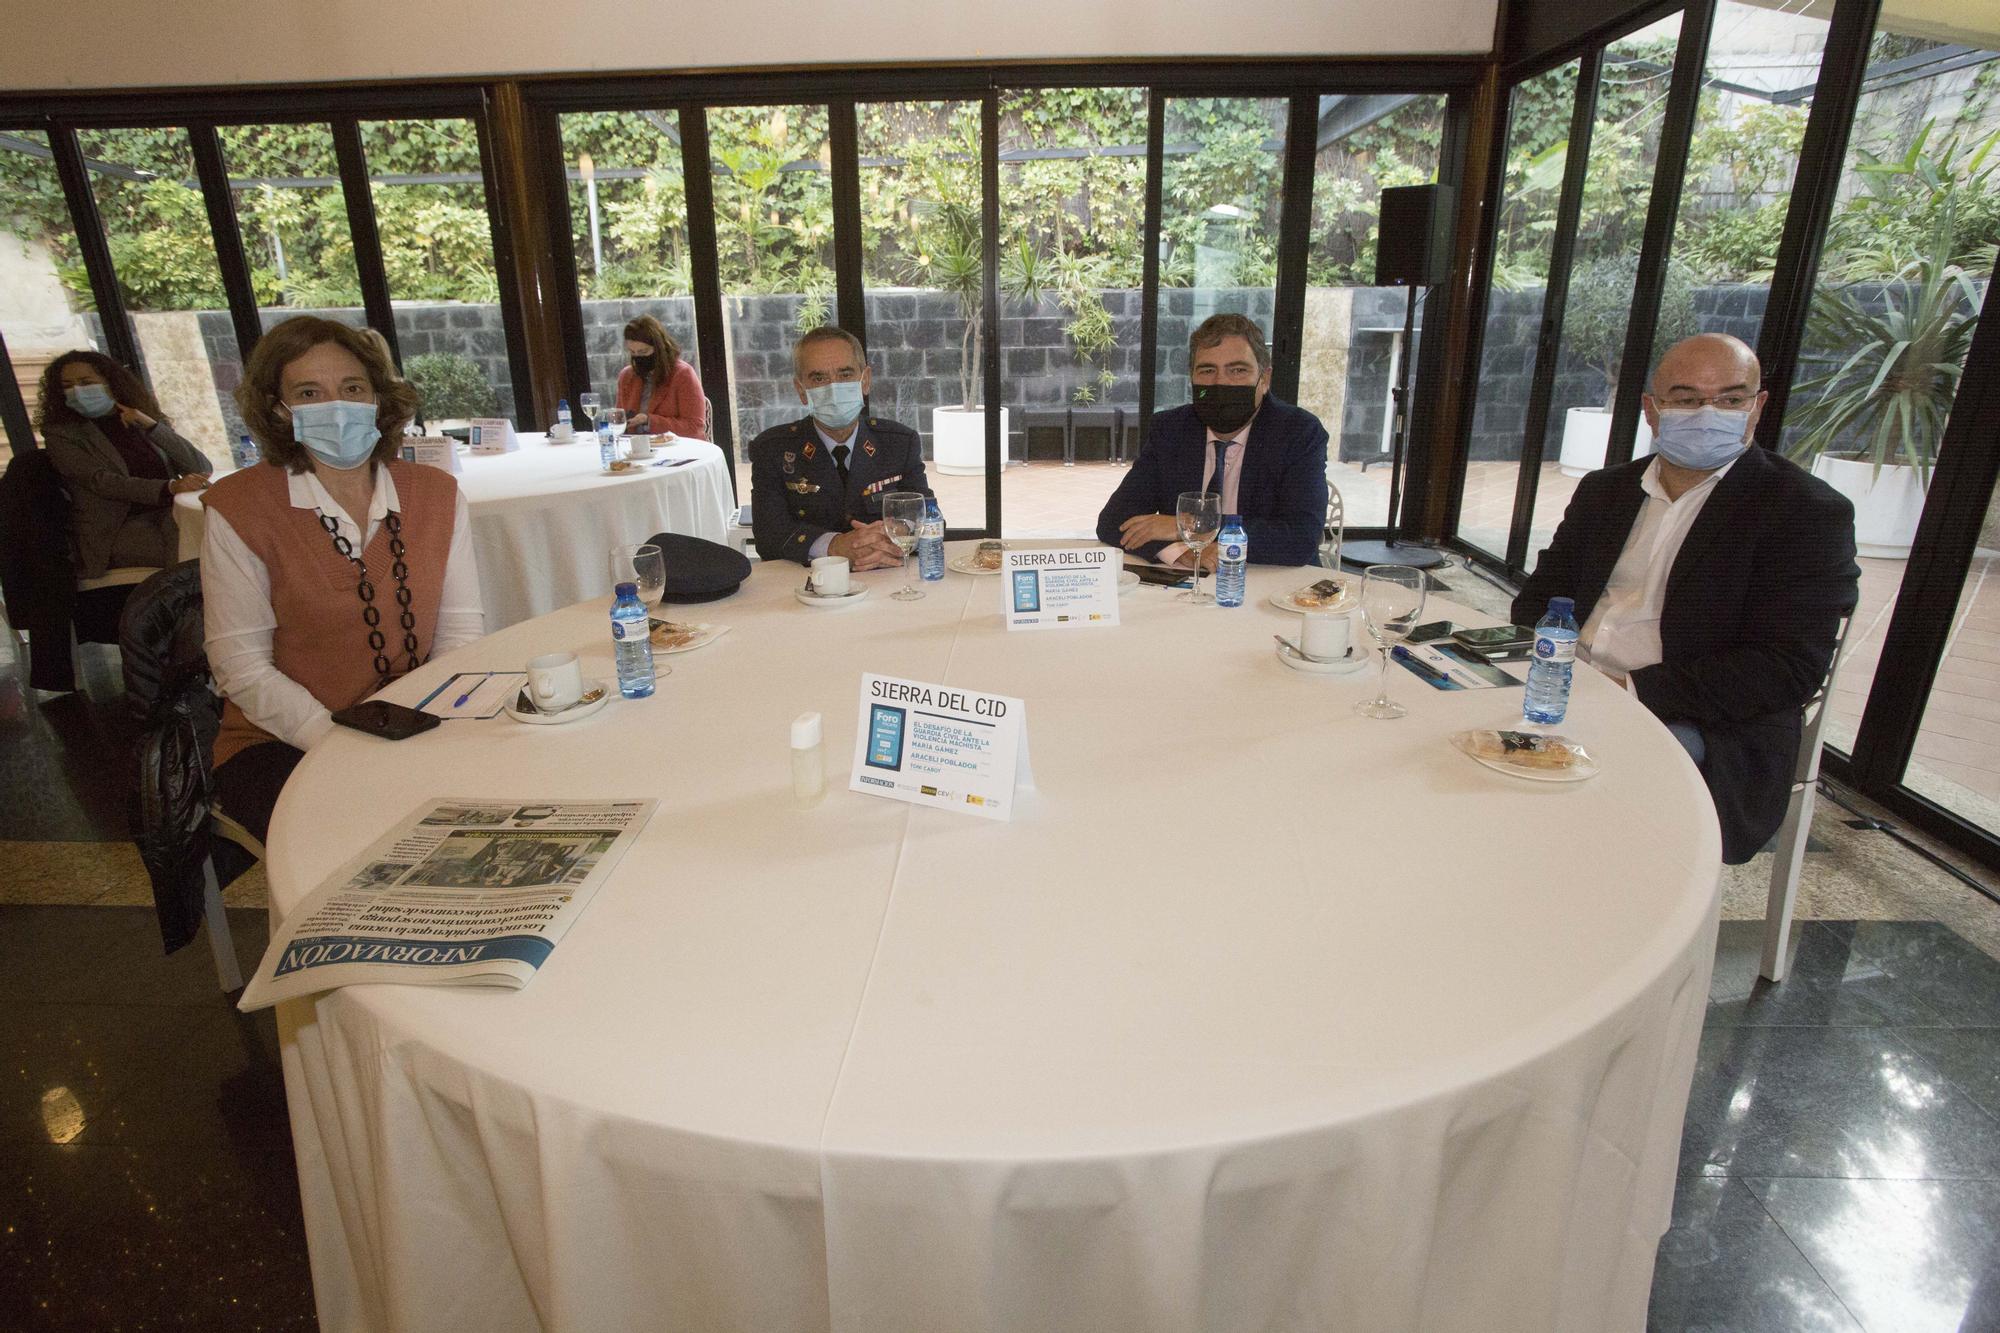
[65,383,117,419]
[805,381,865,430]
[289,400,381,470]
[1653,406,1751,472]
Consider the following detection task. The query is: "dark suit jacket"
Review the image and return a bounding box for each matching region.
[750,414,933,564]
[43,416,211,578]
[1513,446,1858,864]
[1095,397,1328,566]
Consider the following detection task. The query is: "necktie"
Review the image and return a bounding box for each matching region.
[833,444,851,490]
[1210,440,1232,505]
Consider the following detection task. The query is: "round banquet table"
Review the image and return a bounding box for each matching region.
[265,544,1721,1333]
[173,431,736,630]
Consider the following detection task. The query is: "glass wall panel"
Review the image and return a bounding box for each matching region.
[1522,15,1687,570]
[1302,93,1448,531]
[358,117,512,427]
[1905,483,2000,834]
[1453,62,1579,561]
[216,122,367,447]
[1783,32,2000,776]
[0,129,99,464]
[857,99,988,530]
[706,105,832,491]
[1152,98,1287,419]
[558,110,704,433]
[994,87,1147,537]
[75,127,237,465]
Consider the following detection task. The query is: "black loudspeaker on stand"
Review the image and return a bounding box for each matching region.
[1342,183,1451,572]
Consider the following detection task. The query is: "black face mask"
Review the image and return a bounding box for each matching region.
[1191,383,1258,434]
[631,353,657,372]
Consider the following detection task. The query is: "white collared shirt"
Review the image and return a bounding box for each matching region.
[1579,455,1738,682]
[1158,418,1254,564]
[202,465,486,751]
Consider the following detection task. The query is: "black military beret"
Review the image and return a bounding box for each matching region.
[642,531,753,603]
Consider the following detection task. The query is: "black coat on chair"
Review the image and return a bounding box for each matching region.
[0,451,84,691]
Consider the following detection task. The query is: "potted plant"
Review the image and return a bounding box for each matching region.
[1556,254,1698,476]
[1783,126,1992,558]
[405,351,498,429]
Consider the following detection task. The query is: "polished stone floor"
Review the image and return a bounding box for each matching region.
[3,613,1999,1329]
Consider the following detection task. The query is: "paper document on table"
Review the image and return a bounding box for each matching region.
[415,672,527,719]
[1394,641,1524,690]
[236,797,656,1012]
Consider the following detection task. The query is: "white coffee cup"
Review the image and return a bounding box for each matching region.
[810,555,851,596]
[1300,610,1351,661]
[527,651,585,710]
[626,433,654,460]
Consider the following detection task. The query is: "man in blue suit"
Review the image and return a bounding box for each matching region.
[750,327,935,567]
[1096,314,1328,568]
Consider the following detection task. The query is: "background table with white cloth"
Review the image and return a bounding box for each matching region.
[266,545,1722,1333]
[174,432,735,629]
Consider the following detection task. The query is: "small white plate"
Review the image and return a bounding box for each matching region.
[1449,729,1600,782]
[796,585,870,609]
[1274,640,1369,674]
[1119,570,1140,595]
[1271,574,1359,614]
[948,552,1004,576]
[504,680,612,726]
[649,620,729,654]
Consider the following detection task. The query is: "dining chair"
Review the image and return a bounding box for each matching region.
[1319,481,1345,570]
[1759,612,1853,983]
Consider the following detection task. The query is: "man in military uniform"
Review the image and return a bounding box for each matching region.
[750,327,935,567]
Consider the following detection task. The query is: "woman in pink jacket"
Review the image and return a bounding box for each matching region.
[616,315,705,438]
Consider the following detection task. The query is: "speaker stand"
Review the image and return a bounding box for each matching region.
[1345,282,1447,571]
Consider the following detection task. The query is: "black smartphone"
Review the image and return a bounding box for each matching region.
[1452,624,1535,651]
[331,700,441,740]
[1404,620,1456,645]
[1126,562,1198,587]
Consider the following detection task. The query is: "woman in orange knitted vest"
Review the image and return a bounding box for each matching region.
[201,317,487,843]
[616,315,706,437]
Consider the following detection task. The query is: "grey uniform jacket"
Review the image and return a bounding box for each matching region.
[43,416,213,578]
[749,414,933,564]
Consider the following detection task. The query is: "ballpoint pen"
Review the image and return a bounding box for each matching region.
[1391,645,1451,686]
[451,678,482,709]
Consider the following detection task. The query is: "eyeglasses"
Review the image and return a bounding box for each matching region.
[1657,391,1758,412]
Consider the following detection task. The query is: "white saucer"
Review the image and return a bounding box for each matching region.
[1275,640,1369,675]
[947,553,1003,576]
[504,680,612,725]
[1119,570,1140,595]
[796,585,869,609]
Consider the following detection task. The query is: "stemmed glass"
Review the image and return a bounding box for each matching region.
[881,492,926,602]
[605,407,628,439]
[609,543,671,678]
[578,392,602,433]
[1354,564,1427,719]
[1175,491,1221,604]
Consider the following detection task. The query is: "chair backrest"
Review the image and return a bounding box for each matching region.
[1792,611,1853,786]
[704,395,715,441]
[118,560,206,722]
[1320,482,1346,568]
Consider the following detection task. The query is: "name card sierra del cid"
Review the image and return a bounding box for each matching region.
[468,418,518,454]
[850,673,1032,822]
[1003,545,1120,631]
[399,436,463,473]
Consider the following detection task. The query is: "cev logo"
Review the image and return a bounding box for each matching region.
[1535,638,1555,659]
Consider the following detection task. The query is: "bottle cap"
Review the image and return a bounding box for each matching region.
[1550,596,1574,616]
[615,581,637,598]
[1225,514,1242,525]
[792,711,822,748]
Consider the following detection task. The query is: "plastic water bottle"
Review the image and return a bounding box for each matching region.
[598,423,618,470]
[1215,514,1248,607]
[611,582,655,699]
[1524,596,1580,725]
[918,498,945,581]
[231,433,260,469]
[556,398,573,432]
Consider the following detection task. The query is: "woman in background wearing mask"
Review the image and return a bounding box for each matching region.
[200,317,486,842]
[38,350,213,577]
[615,315,706,438]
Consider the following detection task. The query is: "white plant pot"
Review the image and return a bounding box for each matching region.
[1557,407,1654,477]
[933,404,1009,476]
[1810,454,1926,559]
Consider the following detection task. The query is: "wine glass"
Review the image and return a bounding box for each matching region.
[1175,491,1222,604]
[609,543,671,678]
[881,491,925,602]
[1354,564,1427,719]
[579,392,602,432]
[605,407,628,438]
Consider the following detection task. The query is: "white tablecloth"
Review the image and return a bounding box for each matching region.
[266,547,1721,1333]
[173,432,736,630]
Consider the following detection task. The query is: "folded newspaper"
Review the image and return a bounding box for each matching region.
[237,797,657,1013]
